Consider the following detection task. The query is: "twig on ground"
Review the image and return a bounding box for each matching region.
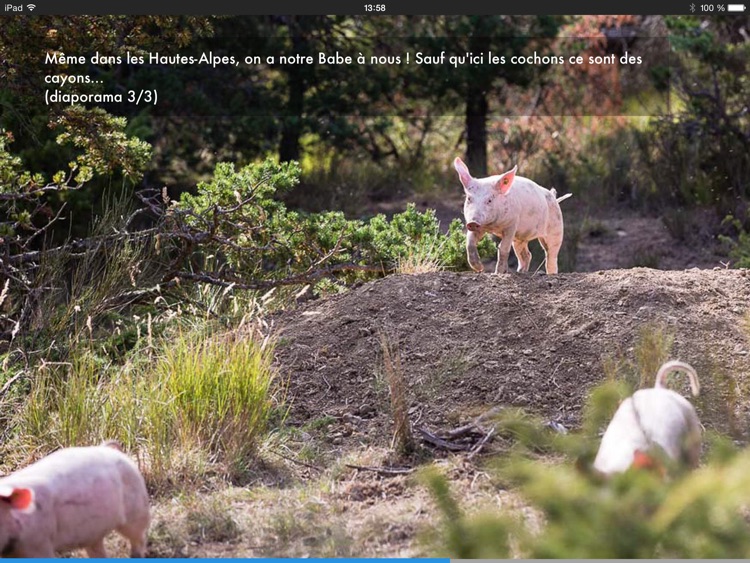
[419,406,501,454]
[0,370,24,398]
[443,406,503,439]
[269,449,323,472]
[417,426,473,451]
[468,427,496,460]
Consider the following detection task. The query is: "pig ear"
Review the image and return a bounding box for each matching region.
[453,157,473,191]
[0,486,35,511]
[631,450,654,469]
[494,165,518,195]
[630,450,665,477]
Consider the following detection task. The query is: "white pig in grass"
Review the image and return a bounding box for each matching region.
[0,441,150,558]
[593,360,702,477]
[454,157,572,274]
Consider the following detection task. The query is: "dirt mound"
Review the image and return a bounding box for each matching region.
[273,268,750,449]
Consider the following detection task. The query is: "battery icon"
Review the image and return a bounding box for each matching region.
[727,3,746,10]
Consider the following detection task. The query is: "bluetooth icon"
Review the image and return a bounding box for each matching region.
[690,2,696,10]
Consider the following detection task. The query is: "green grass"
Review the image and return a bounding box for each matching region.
[157,331,276,466]
[8,327,279,491]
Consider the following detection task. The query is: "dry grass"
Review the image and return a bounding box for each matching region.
[633,323,674,387]
[102,445,529,559]
[147,450,416,557]
[396,238,446,275]
[601,322,675,391]
[396,252,444,275]
[379,332,416,455]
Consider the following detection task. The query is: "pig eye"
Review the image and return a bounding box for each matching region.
[466,196,473,203]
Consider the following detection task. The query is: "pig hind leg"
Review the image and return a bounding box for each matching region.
[538,236,561,274]
[512,240,532,273]
[117,520,149,558]
[84,537,108,557]
[540,202,565,274]
[682,420,702,468]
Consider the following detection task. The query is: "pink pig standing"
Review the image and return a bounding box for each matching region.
[0,441,150,558]
[454,157,572,274]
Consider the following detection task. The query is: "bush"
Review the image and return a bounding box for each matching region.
[428,443,750,558]
[171,159,491,293]
[2,156,488,391]
[424,381,750,559]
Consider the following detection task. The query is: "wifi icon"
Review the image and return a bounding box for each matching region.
[27,3,36,10]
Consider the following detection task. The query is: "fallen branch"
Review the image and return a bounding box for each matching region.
[345,463,415,476]
[418,407,500,454]
[443,406,504,439]
[417,426,473,451]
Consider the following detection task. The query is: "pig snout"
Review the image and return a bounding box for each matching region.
[466,221,481,232]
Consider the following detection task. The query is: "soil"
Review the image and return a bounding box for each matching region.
[274,267,750,453]
[270,197,747,454]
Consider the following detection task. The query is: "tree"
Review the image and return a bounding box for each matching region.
[0,15,213,234]
[637,15,750,209]
[403,16,562,175]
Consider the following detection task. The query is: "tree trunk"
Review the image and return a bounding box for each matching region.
[279,30,306,163]
[279,67,304,163]
[465,84,488,176]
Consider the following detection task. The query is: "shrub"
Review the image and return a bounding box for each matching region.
[171,159,492,293]
[425,393,750,558]
[425,374,750,559]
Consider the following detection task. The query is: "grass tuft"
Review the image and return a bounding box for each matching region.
[8,327,279,491]
[379,332,415,455]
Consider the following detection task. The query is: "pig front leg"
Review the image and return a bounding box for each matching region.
[466,230,485,272]
[117,520,149,558]
[14,541,56,558]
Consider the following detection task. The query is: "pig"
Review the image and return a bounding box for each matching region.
[454,157,572,274]
[593,360,702,476]
[0,441,150,558]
